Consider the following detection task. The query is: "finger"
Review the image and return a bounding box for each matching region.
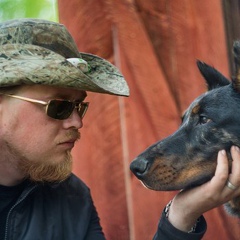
[227,146,240,189]
[196,150,228,199]
[230,146,240,177]
[210,150,229,191]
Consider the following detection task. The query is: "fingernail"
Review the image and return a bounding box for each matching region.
[221,150,226,155]
[234,146,240,152]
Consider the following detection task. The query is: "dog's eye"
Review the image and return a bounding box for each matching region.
[199,115,211,125]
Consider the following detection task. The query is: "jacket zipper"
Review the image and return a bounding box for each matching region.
[4,185,37,240]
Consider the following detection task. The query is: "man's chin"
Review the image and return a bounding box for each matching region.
[29,171,72,183]
[20,153,73,183]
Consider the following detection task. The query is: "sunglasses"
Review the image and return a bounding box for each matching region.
[3,94,89,120]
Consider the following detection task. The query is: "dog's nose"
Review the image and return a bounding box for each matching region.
[130,158,149,177]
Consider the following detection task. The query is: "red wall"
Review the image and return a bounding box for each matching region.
[58,0,240,239]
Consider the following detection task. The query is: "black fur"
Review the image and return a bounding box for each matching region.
[130,41,240,217]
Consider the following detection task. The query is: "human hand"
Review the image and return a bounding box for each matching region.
[167,146,240,232]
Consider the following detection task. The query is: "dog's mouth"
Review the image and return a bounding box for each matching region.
[140,174,213,191]
[130,156,217,191]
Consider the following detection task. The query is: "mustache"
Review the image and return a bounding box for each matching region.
[58,130,80,143]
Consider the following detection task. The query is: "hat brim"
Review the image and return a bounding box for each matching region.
[0,44,129,96]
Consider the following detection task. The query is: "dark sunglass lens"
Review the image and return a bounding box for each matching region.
[47,100,74,120]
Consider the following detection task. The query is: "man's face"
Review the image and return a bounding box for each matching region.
[0,85,87,182]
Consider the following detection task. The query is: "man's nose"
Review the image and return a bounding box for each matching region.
[62,110,83,129]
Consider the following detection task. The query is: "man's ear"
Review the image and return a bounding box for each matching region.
[196,60,230,91]
[0,95,5,121]
[0,94,5,107]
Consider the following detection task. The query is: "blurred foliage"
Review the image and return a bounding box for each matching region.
[0,0,58,22]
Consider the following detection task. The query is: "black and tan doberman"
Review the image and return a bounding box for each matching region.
[130,41,240,217]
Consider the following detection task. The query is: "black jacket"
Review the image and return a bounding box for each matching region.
[3,173,207,240]
[4,174,105,240]
[153,210,207,240]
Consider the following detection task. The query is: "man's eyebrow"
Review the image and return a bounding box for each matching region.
[47,92,87,102]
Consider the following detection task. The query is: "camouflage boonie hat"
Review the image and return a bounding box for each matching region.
[0,18,129,96]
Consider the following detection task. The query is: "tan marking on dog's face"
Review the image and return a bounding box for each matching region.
[176,161,216,186]
[147,159,177,184]
[191,104,200,114]
[140,156,217,191]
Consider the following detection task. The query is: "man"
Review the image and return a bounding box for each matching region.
[1,18,240,240]
[0,18,129,240]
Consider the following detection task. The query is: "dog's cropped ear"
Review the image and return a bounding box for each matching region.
[196,60,230,91]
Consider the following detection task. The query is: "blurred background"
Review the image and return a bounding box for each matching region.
[1,0,240,239]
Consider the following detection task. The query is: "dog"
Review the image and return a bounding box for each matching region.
[130,41,240,217]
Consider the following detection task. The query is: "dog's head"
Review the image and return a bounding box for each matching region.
[130,42,240,191]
